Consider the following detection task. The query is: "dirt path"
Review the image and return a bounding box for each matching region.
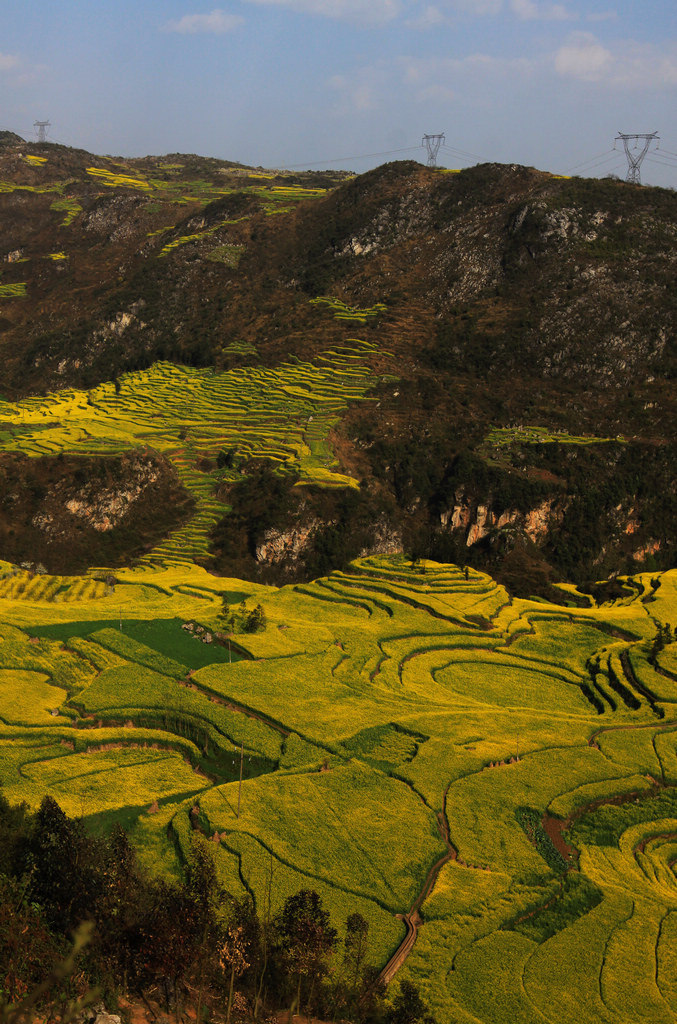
[377,785,456,986]
[542,814,579,864]
[543,777,675,868]
[588,717,677,750]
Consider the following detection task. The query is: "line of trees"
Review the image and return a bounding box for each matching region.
[0,793,435,1024]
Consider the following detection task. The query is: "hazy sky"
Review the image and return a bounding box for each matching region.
[1,0,676,186]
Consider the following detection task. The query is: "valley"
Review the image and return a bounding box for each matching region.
[0,132,676,1023]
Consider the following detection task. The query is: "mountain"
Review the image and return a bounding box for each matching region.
[0,138,675,594]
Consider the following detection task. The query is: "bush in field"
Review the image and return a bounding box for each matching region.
[220,598,266,633]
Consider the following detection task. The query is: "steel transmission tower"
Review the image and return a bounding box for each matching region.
[615,131,659,184]
[33,120,50,143]
[422,133,445,168]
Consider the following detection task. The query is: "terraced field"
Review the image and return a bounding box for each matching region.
[1,528,677,1021]
[0,158,330,212]
[0,347,379,564]
[0,297,676,1018]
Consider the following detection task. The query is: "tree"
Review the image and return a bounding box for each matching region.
[0,876,61,1006]
[344,912,369,1002]
[136,880,201,1013]
[0,921,98,1024]
[277,890,337,1018]
[219,923,250,1024]
[328,912,370,1022]
[24,796,102,936]
[245,604,266,633]
[649,621,672,666]
[0,789,30,879]
[186,835,222,1024]
[217,448,237,470]
[386,980,435,1024]
[92,824,146,995]
[254,851,274,1020]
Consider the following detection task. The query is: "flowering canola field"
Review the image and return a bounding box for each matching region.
[0,350,677,1021]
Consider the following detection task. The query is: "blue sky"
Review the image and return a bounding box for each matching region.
[1,0,676,186]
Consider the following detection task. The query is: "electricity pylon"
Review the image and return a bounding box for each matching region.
[615,131,659,184]
[422,133,445,168]
[33,120,50,143]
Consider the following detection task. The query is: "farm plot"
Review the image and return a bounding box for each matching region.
[1,549,677,1022]
[310,296,387,323]
[198,761,444,913]
[16,747,207,829]
[0,282,27,299]
[0,670,68,725]
[78,164,331,219]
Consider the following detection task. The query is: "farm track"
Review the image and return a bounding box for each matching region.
[588,717,677,750]
[543,778,677,869]
[377,784,456,986]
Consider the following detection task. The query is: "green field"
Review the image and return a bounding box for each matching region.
[0,348,677,1020]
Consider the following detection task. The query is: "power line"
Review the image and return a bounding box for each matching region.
[441,144,485,163]
[644,148,677,164]
[274,145,422,170]
[566,149,617,172]
[567,152,625,176]
[643,153,677,167]
[644,155,677,171]
[584,154,625,170]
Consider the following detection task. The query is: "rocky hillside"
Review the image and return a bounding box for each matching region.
[0,451,194,574]
[0,136,675,593]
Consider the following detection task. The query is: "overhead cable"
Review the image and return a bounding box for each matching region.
[565,149,617,172]
[274,145,423,169]
[644,155,677,171]
[441,143,485,162]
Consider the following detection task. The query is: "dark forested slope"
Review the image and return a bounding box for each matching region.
[0,137,675,592]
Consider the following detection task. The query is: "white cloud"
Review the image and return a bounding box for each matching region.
[165,9,244,33]
[406,5,451,29]
[242,0,401,23]
[586,9,617,21]
[443,0,503,13]
[554,32,612,78]
[328,65,392,111]
[510,0,574,20]
[0,53,20,72]
[416,83,456,102]
[401,52,537,85]
[554,33,677,87]
[413,0,575,17]
[393,51,539,110]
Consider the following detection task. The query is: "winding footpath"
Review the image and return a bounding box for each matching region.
[377,785,456,986]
